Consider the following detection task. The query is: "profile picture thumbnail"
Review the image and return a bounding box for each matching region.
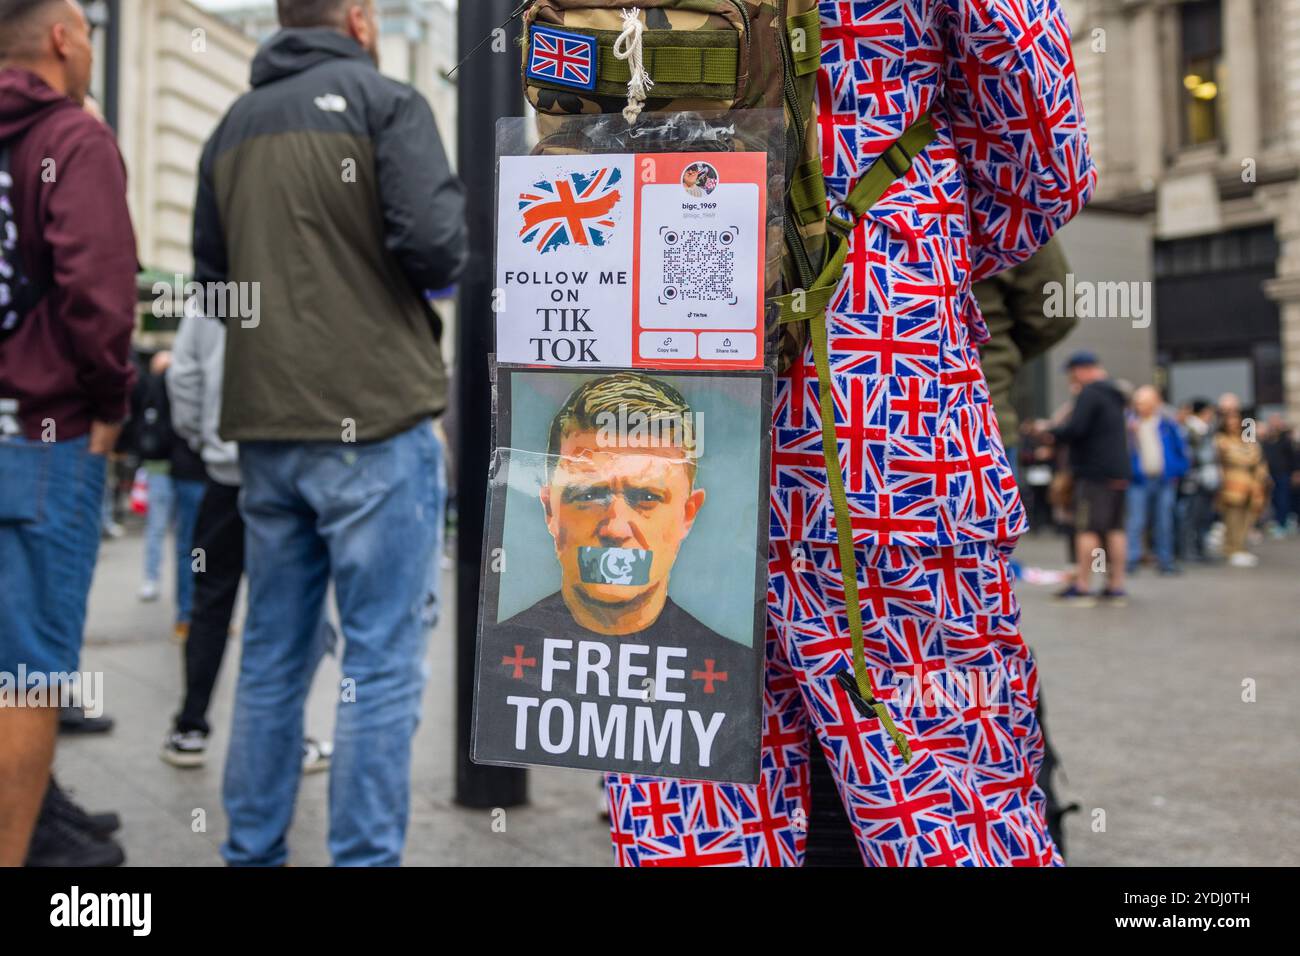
[682,162,719,197]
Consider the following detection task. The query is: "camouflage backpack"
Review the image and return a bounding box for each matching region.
[517,0,936,761]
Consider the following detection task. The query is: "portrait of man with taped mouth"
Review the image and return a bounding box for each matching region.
[499,371,736,650]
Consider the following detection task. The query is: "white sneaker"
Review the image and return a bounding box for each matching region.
[302,738,333,775]
[1228,551,1259,568]
[160,730,208,768]
[138,580,160,602]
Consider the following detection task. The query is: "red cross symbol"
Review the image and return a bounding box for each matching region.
[690,658,729,694]
[501,644,536,679]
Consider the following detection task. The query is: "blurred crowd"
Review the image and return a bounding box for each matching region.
[1018,355,1292,606]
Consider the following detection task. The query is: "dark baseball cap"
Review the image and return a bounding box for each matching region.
[1063,350,1100,370]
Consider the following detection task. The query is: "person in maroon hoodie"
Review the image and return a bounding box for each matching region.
[0,0,138,867]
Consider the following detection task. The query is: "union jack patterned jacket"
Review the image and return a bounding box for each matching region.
[771,0,1096,549]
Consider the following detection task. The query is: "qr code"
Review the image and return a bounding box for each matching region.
[659,226,739,305]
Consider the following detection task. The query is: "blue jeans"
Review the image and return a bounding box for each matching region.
[143,471,205,623]
[1127,478,1177,570]
[1273,478,1293,528]
[0,435,105,674]
[221,421,445,867]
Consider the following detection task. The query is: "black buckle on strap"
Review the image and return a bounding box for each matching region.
[835,669,880,720]
[880,141,911,179]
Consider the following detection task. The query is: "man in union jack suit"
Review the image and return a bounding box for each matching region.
[606,0,1096,866]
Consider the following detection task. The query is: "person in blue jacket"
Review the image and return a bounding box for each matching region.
[1127,385,1190,574]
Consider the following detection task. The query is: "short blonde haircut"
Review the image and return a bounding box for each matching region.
[546,372,698,482]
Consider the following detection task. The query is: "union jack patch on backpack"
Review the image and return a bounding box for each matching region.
[526,26,597,91]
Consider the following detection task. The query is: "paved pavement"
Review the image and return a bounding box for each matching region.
[53,523,1300,866]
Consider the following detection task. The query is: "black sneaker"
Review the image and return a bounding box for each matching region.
[161,729,208,768]
[45,778,120,839]
[58,707,115,735]
[25,807,125,867]
[1100,588,1129,607]
[1052,584,1097,607]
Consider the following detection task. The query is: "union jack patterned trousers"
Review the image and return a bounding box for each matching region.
[606,539,1061,866]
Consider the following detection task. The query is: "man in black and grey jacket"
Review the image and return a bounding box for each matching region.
[192,0,465,866]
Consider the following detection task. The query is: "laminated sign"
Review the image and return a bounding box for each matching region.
[495,151,768,369]
[473,113,779,785]
[472,367,770,784]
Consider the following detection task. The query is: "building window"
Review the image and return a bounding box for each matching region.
[1180,0,1223,147]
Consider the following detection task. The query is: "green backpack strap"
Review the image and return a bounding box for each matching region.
[773,112,936,765]
[775,112,936,327]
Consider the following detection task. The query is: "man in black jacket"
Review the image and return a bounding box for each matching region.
[1051,352,1131,605]
[193,0,466,866]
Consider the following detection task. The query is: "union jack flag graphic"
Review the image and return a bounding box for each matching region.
[605,540,1060,867]
[517,167,622,254]
[525,26,596,90]
[605,0,1093,868]
[772,0,1096,552]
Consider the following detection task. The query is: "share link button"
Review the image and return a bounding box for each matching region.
[698,332,756,361]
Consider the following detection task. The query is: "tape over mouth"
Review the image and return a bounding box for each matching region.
[578,546,652,585]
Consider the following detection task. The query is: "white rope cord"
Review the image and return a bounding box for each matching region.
[611,8,654,124]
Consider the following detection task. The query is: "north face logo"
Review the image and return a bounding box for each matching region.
[314,94,347,112]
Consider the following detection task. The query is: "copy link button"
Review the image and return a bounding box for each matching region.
[698,332,756,361]
[638,331,696,360]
